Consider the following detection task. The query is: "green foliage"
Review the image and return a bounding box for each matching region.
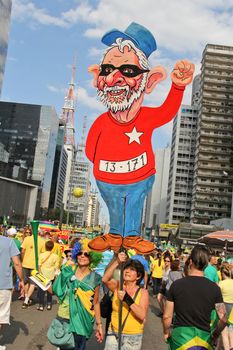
[46,208,74,224]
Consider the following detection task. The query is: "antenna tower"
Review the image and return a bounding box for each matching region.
[60,63,76,146]
[77,116,87,161]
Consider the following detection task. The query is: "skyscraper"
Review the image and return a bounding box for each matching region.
[68,117,91,226]
[144,147,171,227]
[0,101,58,215]
[49,120,67,209]
[86,191,100,227]
[0,0,12,96]
[69,160,90,226]
[166,105,198,224]
[191,44,233,224]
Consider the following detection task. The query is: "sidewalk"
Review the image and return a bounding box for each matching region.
[0,292,167,350]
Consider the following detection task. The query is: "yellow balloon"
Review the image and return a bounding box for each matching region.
[73,187,84,198]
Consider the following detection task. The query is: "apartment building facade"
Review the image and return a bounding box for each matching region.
[166,105,198,224]
[191,44,233,224]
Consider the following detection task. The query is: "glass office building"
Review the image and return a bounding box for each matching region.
[0,0,12,96]
[49,121,67,209]
[0,101,58,216]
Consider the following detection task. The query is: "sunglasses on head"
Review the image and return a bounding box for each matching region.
[99,64,149,78]
[77,251,90,258]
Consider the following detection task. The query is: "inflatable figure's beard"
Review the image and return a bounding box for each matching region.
[97,74,147,113]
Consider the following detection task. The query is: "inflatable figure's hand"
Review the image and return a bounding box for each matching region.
[171,60,195,87]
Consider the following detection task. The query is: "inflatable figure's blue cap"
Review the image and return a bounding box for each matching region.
[101,22,157,58]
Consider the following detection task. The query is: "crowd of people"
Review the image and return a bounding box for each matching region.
[0,224,233,350]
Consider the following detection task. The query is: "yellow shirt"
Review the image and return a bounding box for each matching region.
[51,242,62,267]
[151,258,165,278]
[39,251,59,280]
[219,279,233,303]
[111,288,144,334]
[21,236,45,269]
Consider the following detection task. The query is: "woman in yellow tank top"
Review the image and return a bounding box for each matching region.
[102,252,149,350]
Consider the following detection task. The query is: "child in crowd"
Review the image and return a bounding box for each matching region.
[37,240,59,311]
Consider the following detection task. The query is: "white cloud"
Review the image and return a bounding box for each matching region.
[79,0,233,56]
[47,83,104,113]
[61,3,93,24]
[88,46,104,58]
[77,86,105,112]
[12,0,68,27]
[47,85,66,94]
[12,1,233,66]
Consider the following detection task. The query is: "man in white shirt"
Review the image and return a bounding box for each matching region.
[0,235,24,350]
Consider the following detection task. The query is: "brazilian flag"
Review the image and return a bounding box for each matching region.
[228,307,233,327]
[167,327,213,350]
[210,310,219,332]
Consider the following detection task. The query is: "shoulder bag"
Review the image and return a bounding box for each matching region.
[47,317,75,349]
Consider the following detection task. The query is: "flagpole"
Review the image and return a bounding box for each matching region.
[118,197,127,350]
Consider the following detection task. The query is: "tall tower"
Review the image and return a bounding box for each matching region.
[77,115,87,161]
[60,64,76,146]
[61,64,77,210]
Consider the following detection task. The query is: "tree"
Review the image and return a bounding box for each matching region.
[46,208,74,224]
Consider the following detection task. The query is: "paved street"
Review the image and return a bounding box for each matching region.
[0,291,167,350]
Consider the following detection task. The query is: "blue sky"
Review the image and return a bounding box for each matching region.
[2,0,233,222]
[3,0,233,146]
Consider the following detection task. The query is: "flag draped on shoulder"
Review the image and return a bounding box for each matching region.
[168,327,213,350]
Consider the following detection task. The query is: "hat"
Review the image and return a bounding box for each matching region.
[7,227,17,236]
[101,22,157,58]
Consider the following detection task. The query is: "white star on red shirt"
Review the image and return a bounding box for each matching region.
[125,126,144,144]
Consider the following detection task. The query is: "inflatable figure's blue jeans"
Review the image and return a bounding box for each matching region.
[96,175,155,237]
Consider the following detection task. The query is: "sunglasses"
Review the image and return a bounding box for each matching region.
[77,251,90,258]
[99,64,149,78]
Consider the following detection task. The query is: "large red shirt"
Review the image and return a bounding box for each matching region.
[86,83,185,184]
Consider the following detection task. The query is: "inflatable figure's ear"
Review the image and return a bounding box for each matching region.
[145,66,167,94]
[88,64,100,88]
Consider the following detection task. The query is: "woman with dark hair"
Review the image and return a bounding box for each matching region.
[150,251,165,296]
[165,259,183,294]
[157,254,172,314]
[61,249,74,268]
[51,240,104,350]
[102,252,149,350]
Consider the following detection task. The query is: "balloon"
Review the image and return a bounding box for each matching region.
[72,187,84,198]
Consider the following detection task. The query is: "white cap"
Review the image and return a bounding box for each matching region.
[7,228,17,236]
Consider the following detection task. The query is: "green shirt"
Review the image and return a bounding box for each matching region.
[204,264,219,283]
